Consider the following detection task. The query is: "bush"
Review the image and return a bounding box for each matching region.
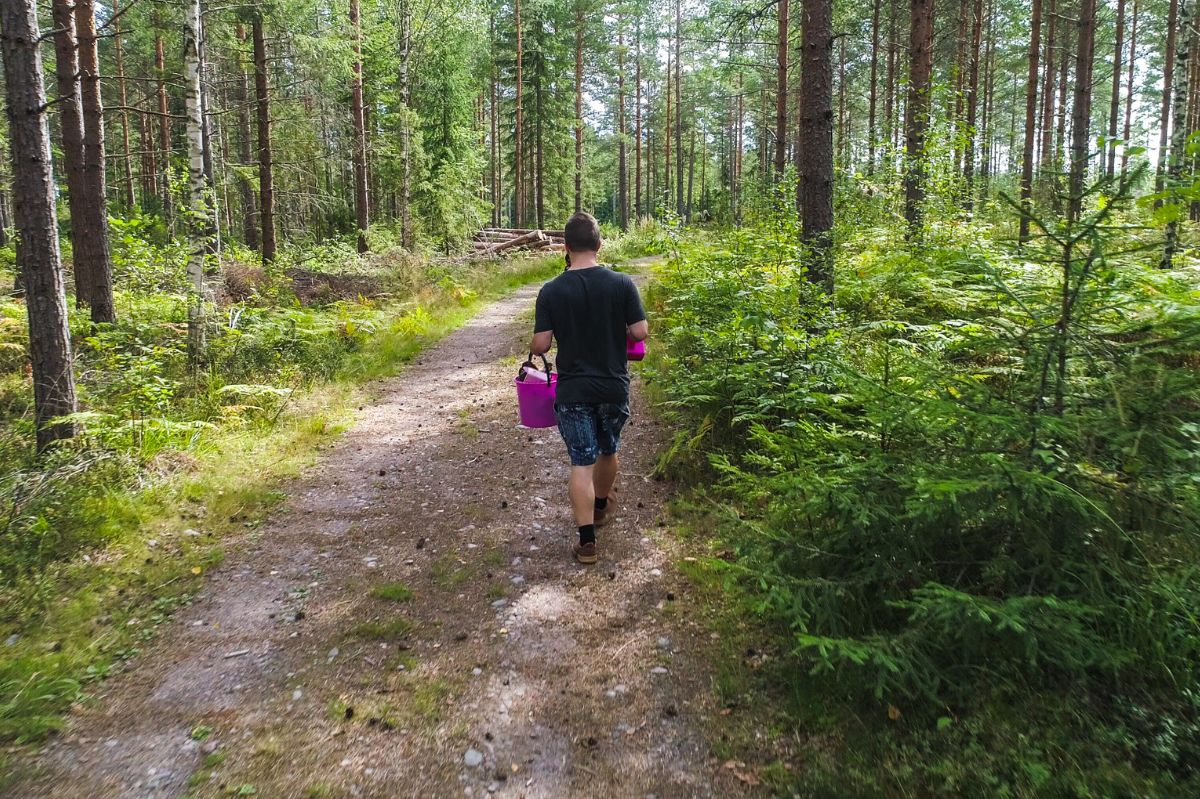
[651,174,1200,793]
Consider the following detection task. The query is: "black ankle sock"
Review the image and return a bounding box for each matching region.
[594,497,608,511]
[579,524,596,545]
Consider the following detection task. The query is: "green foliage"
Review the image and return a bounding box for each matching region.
[652,176,1200,794]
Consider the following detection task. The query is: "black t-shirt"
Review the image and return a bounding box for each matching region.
[534,265,647,405]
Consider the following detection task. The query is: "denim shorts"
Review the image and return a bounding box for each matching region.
[555,402,631,466]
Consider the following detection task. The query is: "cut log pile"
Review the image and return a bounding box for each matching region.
[470,228,565,256]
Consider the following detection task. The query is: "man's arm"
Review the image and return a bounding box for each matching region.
[625,278,649,342]
[531,287,553,355]
[530,330,553,355]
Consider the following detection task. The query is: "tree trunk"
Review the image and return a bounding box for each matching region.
[490,12,500,227]
[686,125,696,219]
[800,0,834,295]
[980,5,996,191]
[904,0,935,235]
[1,0,78,450]
[868,0,881,173]
[141,110,157,204]
[514,0,524,228]
[236,24,258,251]
[399,0,414,247]
[675,0,684,216]
[775,0,789,179]
[634,16,642,219]
[535,65,545,229]
[1020,0,1043,242]
[574,2,584,213]
[1039,0,1057,169]
[155,21,173,224]
[1106,0,1127,177]
[963,0,984,209]
[184,0,212,363]
[350,0,369,253]
[1163,0,1194,265]
[1121,0,1139,175]
[837,35,847,165]
[1068,0,1098,222]
[73,0,114,324]
[252,13,275,263]
[884,0,898,161]
[51,0,90,310]
[1053,12,1071,180]
[617,17,629,230]
[1158,0,1180,192]
[665,41,672,214]
[112,0,135,209]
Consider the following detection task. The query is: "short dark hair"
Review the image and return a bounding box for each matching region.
[564,211,602,252]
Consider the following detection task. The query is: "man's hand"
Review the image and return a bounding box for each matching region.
[530,330,553,355]
[627,319,649,342]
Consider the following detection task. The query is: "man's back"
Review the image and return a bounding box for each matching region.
[534,266,645,405]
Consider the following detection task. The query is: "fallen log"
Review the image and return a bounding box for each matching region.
[483,229,545,255]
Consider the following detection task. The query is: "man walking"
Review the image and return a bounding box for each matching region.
[529,212,649,564]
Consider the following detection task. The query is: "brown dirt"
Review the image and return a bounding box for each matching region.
[9,262,754,799]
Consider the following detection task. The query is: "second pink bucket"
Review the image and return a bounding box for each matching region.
[627,337,646,361]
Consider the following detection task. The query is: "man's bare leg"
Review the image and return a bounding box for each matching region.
[568,465,596,526]
[594,453,618,500]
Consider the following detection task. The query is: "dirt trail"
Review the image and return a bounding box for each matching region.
[12,262,749,799]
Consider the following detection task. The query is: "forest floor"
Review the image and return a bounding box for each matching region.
[8,258,753,799]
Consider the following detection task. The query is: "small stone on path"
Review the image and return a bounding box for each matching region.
[464,747,484,768]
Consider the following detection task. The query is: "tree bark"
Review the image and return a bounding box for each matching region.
[490,12,500,227]
[963,0,984,209]
[236,24,258,251]
[775,0,789,179]
[184,0,212,363]
[112,0,135,210]
[868,0,881,173]
[675,0,684,216]
[155,20,174,224]
[1163,0,1194,265]
[617,16,629,230]
[1,0,78,450]
[904,0,935,235]
[514,0,524,227]
[1020,0,1042,241]
[800,0,834,295]
[350,0,369,253]
[399,0,413,248]
[1121,0,1139,175]
[665,38,672,214]
[1068,0,1098,222]
[634,16,642,220]
[1158,0,1180,192]
[1106,0,1127,177]
[574,1,584,213]
[73,0,114,323]
[1039,0,1057,170]
[51,0,90,310]
[252,13,276,263]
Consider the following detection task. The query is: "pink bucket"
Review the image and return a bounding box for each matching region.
[514,355,558,428]
[627,337,646,361]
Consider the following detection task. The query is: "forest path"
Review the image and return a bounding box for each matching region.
[14,259,750,799]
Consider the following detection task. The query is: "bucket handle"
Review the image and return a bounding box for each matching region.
[518,352,554,383]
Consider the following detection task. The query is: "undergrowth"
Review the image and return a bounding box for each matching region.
[649,174,1200,797]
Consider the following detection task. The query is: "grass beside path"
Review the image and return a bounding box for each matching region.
[0,253,560,777]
